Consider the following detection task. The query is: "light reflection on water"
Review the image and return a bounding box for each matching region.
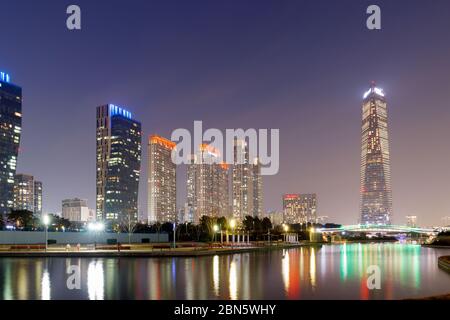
[0,243,449,300]
[87,261,104,300]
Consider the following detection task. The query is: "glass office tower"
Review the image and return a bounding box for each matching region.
[360,83,393,225]
[96,104,142,226]
[0,72,22,217]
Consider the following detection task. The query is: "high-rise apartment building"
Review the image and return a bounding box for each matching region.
[148,135,177,223]
[252,159,263,218]
[13,174,34,212]
[13,174,43,214]
[282,194,317,224]
[33,181,43,216]
[96,104,142,225]
[232,139,263,221]
[186,144,229,224]
[360,83,393,225]
[0,71,22,216]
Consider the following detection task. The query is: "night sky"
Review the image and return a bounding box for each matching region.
[2,0,450,226]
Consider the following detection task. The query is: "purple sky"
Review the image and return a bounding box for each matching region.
[1,0,450,226]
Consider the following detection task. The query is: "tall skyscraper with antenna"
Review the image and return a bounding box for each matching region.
[360,82,393,225]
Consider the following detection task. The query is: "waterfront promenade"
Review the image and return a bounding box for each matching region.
[0,241,313,258]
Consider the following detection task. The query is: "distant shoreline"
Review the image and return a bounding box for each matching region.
[421,244,450,249]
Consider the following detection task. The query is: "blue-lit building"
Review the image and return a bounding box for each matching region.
[96,104,142,226]
[0,72,22,217]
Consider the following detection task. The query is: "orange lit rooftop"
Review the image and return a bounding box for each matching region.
[150,135,176,150]
[283,194,300,200]
[220,163,229,170]
[200,143,220,157]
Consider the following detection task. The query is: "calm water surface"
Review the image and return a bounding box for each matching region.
[0,243,449,300]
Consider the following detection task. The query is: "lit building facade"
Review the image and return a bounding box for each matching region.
[96,104,142,225]
[148,135,176,223]
[282,194,317,224]
[406,215,417,228]
[62,198,93,222]
[232,139,263,221]
[187,144,229,224]
[0,72,21,216]
[360,83,393,225]
[33,181,43,216]
[13,174,34,212]
[12,174,42,215]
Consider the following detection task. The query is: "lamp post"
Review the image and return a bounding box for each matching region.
[213,224,219,243]
[283,224,289,243]
[88,222,105,250]
[310,227,315,242]
[173,221,176,249]
[230,219,236,249]
[43,215,50,252]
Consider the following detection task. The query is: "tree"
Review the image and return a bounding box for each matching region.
[45,214,71,231]
[261,217,272,233]
[119,212,139,244]
[7,210,35,230]
[0,215,5,230]
[199,216,215,241]
[134,223,152,233]
[217,216,228,231]
[243,216,254,232]
[161,222,175,241]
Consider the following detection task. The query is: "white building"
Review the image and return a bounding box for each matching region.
[62,198,94,222]
[406,215,417,228]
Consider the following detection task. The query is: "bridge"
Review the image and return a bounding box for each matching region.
[315,224,438,235]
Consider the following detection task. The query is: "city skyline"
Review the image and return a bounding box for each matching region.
[2,1,450,225]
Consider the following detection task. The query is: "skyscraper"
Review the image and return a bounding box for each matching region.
[232,139,263,221]
[148,135,177,223]
[282,194,317,224]
[12,174,43,214]
[0,71,21,217]
[360,83,393,225]
[252,159,263,218]
[96,104,142,225]
[187,144,230,224]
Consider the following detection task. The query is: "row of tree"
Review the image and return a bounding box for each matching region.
[0,210,72,231]
[0,210,337,243]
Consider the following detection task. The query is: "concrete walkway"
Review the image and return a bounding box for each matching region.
[0,242,319,258]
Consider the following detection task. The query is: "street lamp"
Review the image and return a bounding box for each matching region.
[173,221,177,249]
[283,224,289,242]
[213,224,219,242]
[43,215,50,252]
[230,219,236,248]
[88,222,105,250]
[310,227,315,242]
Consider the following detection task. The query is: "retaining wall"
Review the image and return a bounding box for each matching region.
[0,231,168,244]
